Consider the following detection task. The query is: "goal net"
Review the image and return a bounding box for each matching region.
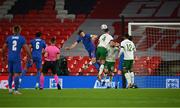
[128,22,180,88]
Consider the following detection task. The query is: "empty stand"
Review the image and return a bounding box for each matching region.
[65,0,96,15]
[9,0,45,14]
[0,0,16,20]
[133,56,161,75]
[89,0,130,19]
[0,0,86,76]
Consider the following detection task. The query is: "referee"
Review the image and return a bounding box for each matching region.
[40,37,61,90]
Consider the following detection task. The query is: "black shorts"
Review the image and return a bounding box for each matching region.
[42,61,58,74]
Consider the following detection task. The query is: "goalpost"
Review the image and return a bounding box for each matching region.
[128,22,180,88]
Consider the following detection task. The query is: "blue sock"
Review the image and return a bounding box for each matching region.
[14,76,20,91]
[19,70,27,87]
[8,74,13,89]
[93,62,100,71]
[114,74,119,87]
[36,71,41,84]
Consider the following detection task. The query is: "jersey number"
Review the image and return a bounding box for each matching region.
[36,42,40,49]
[12,40,17,51]
[126,44,133,51]
[102,36,106,41]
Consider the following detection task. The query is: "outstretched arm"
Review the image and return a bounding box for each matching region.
[65,42,78,50]
[91,35,98,41]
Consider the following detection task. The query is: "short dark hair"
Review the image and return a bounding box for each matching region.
[51,37,56,43]
[103,28,109,33]
[78,30,83,35]
[128,36,133,41]
[13,25,21,34]
[36,32,42,37]
[124,33,129,38]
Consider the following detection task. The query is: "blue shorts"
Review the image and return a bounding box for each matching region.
[27,58,42,70]
[87,50,96,58]
[8,60,22,73]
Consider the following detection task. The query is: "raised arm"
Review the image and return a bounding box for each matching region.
[91,35,98,41]
[65,41,78,50]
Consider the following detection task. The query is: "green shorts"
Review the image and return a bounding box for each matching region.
[96,47,107,60]
[105,61,115,72]
[123,60,134,71]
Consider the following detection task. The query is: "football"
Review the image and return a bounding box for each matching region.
[100,24,108,30]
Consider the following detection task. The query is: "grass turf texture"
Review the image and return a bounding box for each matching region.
[0,89,180,107]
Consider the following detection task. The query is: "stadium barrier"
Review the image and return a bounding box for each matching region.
[0,76,179,89]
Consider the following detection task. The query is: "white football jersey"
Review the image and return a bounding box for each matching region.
[121,39,136,60]
[98,33,113,48]
[106,45,119,62]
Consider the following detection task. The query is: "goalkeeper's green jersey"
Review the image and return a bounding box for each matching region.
[106,45,119,62]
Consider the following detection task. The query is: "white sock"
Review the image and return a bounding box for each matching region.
[125,73,131,87]
[98,64,104,76]
[103,74,107,80]
[130,72,135,85]
[19,78,22,84]
[36,83,39,87]
[107,81,111,87]
[109,79,112,87]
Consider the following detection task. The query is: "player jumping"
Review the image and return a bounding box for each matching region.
[104,41,119,88]
[96,27,113,81]
[2,25,32,94]
[65,30,99,70]
[20,32,46,89]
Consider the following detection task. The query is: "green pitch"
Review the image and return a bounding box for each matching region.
[0,89,180,107]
